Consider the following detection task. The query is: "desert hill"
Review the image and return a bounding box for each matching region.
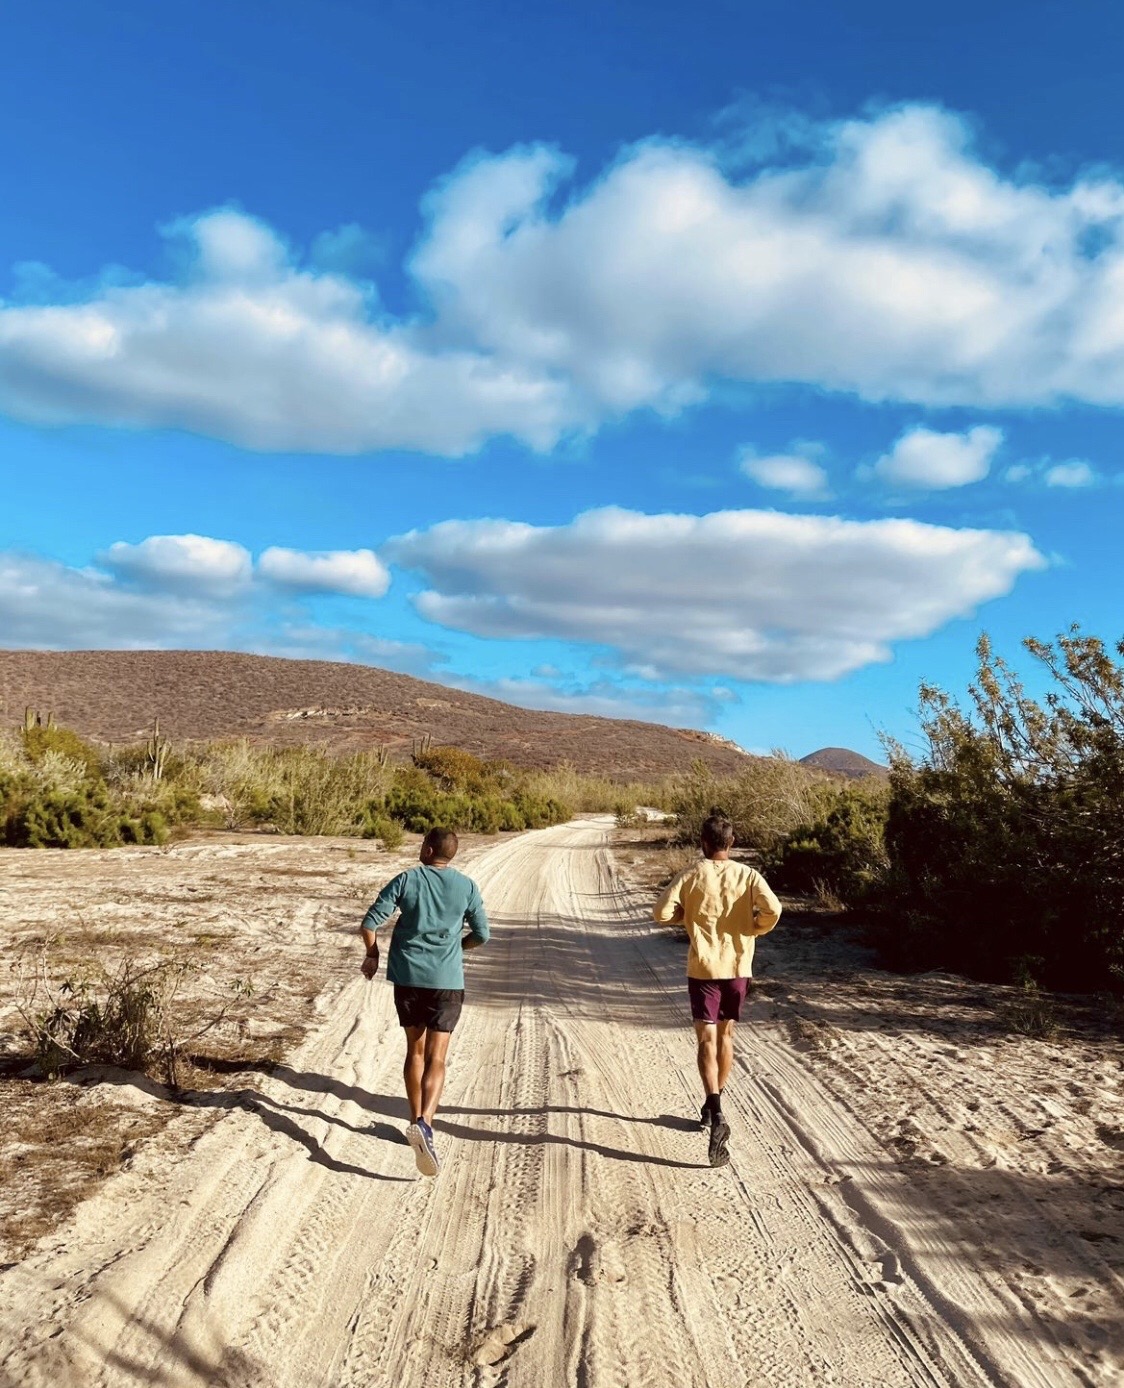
[0,649,758,779]
[800,745,887,778]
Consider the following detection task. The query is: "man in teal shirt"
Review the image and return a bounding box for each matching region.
[360,827,489,1176]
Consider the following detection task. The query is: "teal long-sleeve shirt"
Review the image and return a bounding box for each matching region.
[361,864,489,989]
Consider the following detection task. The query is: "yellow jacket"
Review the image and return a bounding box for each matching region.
[653,858,782,980]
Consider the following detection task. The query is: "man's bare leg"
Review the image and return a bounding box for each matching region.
[694,1020,732,1168]
[694,1020,720,1096]
[716,1019,735,1092]
[403,1026,427,1122]
[420,1029,452,1124]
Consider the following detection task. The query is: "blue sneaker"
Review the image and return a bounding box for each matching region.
[407,1119,440,1177]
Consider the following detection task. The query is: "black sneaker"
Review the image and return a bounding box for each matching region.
[698,1104,710,1132]
[708,1116,731,1168]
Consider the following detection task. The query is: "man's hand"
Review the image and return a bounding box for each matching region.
[361,948,379,980]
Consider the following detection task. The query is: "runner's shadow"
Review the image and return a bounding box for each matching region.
[273,1067,706,1170]
[442,1102,699,1132]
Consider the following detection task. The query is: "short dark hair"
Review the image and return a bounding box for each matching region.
[700,815,735,855]
[423,827,459,861]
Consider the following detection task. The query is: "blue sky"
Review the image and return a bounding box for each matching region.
[2,0,1123,760]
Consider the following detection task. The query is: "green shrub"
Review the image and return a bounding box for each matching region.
[865,629,1124,992]
[362,813,405,849]
[22,724,103,778]
[767,780,889,905]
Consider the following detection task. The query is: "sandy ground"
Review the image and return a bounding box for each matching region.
[1,818,1122,1386]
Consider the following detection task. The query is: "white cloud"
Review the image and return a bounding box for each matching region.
[0,552,231,648]
[0,209,569,456]
[414,107,1124,416]
[1004,456,1104,488]
[258,547,390,597]
[740,445,829,496]
[4,104,1124,454]
[1,536,401,651]
[386,506,1046,683]
[1044,459,1097,488]
[445,672,723,727]
[873,424,1002,489]
[100,534,252,594]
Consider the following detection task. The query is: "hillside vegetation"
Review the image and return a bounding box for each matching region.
[0,721,667,849]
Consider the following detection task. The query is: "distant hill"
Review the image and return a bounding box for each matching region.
[0,649,756,781]
[800,746,887,779]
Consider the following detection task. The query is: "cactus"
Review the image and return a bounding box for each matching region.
[411,732,433,760]
[145,717,170,782]
[23,707,35,733]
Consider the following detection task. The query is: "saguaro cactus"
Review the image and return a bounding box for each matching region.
[145,717,170,781]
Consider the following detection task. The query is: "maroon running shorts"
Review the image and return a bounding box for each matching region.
[688,977,750,1023]
[393,985,464,1033]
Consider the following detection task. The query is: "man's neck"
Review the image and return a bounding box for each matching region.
[705,851,731,862]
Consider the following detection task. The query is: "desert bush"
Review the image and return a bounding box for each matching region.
[866,629,1124,992]
[22,723,103,778]
[1,723,170,848]
[671,754,825,852]
[361,812,405,848]
[18,946,254,1087]
[766,778,890,904]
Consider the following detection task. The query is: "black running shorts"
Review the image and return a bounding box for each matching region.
[393,984,465,1033]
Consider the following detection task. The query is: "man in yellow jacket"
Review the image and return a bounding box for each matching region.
[653,814,782,1167]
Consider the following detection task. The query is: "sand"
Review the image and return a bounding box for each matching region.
[1,817,1121,1386]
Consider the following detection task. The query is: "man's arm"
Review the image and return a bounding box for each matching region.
[462,882,489,952]
[653,870,687,925]
[359,873,406,977]
[750,872,783,936]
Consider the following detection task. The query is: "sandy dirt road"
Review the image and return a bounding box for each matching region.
[0,819,1113,1387]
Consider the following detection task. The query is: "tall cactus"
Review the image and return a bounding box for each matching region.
[145,717,170,781]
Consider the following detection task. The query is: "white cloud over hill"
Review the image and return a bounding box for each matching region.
[257,547,390,597]
[387,506,1046,682]
[872,424,1003,489]
[3,105,1124,453]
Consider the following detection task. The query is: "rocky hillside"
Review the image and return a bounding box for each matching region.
[0,649,756,779]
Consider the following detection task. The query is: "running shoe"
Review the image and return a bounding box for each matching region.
[407,1118,440,1177]
[708,1116,731,1168]
[698,1104,710,1132]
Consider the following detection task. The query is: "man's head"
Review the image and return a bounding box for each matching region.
[420,827,459,864]
[700,815,735,858]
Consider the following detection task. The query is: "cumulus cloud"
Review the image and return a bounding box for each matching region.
[0,552,232,649]
[1004,456,1105,488]
[740,443,829,496]
[386,506,1045,682]
[258,547,390,597]
[5,104,1124,454]
[413,107,1124,415]
[0,209,569,455]
[446,672,724,727]
[2,536,399,651]
[1044,459,1097,488]
[100,533,253,594]
[872,424,1003,489]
